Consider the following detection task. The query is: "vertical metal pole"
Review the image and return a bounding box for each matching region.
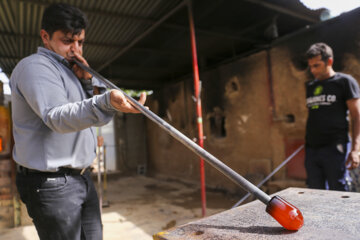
[187,0,207,217]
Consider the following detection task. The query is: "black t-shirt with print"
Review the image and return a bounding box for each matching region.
[306,72,360,147]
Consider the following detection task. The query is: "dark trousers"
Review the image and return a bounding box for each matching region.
[305,143,349,191]
[16,170,102,240]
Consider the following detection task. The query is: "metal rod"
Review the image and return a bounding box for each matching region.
[187,0,207,217]
[73,59,272,204]
[232,145,304,208]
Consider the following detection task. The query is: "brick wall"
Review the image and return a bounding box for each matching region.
[0,159,14,228]
[0,100,15,228]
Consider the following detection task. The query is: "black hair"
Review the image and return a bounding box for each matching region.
[41,3,88,38]
[305,43,333,62]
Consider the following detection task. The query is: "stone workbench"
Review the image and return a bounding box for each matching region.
[154,188,360,240]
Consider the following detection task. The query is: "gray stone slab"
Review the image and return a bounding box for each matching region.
[154,188,360,240]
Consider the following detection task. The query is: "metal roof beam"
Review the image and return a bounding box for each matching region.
[96,0,188,71]
[242,0,319,23]
[116,0,226,80]
[160,22,265,43]
[195,28,264,43]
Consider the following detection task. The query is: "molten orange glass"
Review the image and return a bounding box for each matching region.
[266,196,304,231]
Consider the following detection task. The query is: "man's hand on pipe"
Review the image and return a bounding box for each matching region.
[72,52,93,80]
[110,90,147,113]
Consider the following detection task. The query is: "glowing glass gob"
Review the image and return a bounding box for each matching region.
[266,196,304,231]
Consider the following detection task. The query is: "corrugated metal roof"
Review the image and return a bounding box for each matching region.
[0,0,324,89]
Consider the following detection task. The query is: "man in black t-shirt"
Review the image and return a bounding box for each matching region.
[305,43,360,191]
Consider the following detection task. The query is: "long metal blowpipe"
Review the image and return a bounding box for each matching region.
[232,145,304,208]
[73,59,304,231]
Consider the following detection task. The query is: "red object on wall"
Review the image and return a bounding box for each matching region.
[285,139,306,180]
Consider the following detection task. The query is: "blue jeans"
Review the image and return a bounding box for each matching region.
[305,143,350,191]
[16,170,102,240]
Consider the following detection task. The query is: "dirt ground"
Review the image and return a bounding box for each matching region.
[0,174,238,240]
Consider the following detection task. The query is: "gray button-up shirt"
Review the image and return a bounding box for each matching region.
[10,47,116,171]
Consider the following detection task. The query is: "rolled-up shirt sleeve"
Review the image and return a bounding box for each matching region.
[79,76,108,97]
[92,77,108,94]
[15,60,115,134]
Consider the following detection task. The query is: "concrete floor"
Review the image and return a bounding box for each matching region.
[0,175,237,240]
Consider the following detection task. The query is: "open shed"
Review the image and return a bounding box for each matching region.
[2,0,360,233]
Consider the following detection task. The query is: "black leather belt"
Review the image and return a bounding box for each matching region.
[17,165,89,175]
